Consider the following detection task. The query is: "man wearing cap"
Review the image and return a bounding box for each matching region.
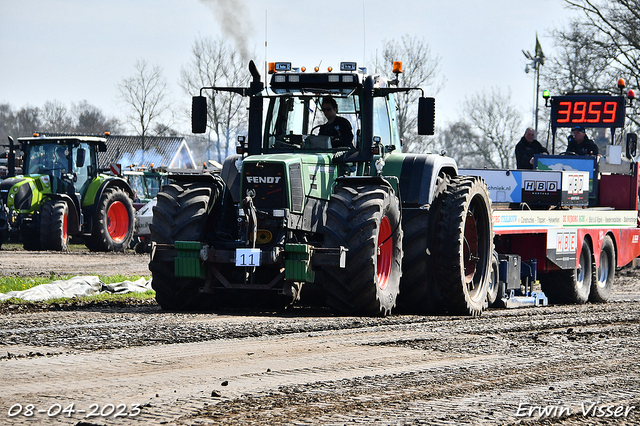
[567,126,599,156]
[515,127,548,169]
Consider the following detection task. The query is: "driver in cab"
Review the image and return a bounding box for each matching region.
[319,96,354,149]
[567,126,599,156]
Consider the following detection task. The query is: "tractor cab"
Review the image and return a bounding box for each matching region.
[21,136,99,197]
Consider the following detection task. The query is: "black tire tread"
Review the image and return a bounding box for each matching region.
[40,199,68,251]
[323,185,402,316]
[435,176,493,316]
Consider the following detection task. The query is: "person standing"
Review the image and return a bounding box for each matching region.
[515,127,548,169]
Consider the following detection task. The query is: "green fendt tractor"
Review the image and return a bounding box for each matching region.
[0,134,135,251]
[149,60,493,316]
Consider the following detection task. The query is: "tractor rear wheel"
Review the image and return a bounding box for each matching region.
[590,235,615,303]
[86,187,135,252]
[540,239,592,304]
[323,184,403,316]
[434,176,493,316]
[149,181,218,311]
[396,175,449,314]
[40,199,69,251]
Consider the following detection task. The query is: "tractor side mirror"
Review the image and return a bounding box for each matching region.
[626,133,637,159]
[192,96,208,134]
[418,97,435,136]
[76,148,86,167]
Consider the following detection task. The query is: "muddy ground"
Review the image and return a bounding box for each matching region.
[1,250,640,425]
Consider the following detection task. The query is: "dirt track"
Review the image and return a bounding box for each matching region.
[0,249,151,277]
[1,251,640,425]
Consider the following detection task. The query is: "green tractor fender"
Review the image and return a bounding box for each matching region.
[82,175,135,211]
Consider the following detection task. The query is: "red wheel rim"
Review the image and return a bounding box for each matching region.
[463,211,479,285]
[106,201,129,242]
[62,210,68,241]
[377,216,393,290]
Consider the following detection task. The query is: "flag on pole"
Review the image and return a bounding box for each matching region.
[535,33,545,64]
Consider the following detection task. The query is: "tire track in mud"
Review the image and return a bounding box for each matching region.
[2,299,640,425]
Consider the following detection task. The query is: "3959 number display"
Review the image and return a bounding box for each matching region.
[551,95,625,128]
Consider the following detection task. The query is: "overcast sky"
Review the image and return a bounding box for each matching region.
[0,0,578,134]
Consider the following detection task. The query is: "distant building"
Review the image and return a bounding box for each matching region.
[99,135,197,169]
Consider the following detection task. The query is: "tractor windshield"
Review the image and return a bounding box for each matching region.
[264,94,360,152]
[24,143,70,178]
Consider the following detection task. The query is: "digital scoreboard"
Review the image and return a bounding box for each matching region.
[550,95,625,128]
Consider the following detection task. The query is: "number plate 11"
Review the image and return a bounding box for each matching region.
[236,248,261,267]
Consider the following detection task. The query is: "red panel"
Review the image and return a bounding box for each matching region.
[599,174,633,210]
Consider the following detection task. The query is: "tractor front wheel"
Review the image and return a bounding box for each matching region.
[323,184,403,316]
[86,187,135,252]
[149,181,219,311]
[40,199,69,251]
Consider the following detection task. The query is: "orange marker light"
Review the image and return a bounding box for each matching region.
[301,66,306,72]
[327,66,333,72]
[393,61,403,74]
[268,62,276,74]
[618,78,626,89]
[314,66,319,72]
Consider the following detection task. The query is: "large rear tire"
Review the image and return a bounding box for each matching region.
[540,238,592,304]
[86,187,135,252]
[590,235,615,303]
[149,181,220,311]
[434,176,493,316]
[396,175,449,314]
[40,199,69,251]
[323,184,403,316]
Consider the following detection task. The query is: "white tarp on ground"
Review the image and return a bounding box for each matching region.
[0,276,152,302]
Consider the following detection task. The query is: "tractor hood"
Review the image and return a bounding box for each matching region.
[240,153,338,212]
[0,175,52,212]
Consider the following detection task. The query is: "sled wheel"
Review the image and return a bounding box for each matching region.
[486,251,501,307]
[590,235,615,303]
[540,238,592,304]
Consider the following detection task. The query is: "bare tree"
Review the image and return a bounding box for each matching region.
[432,121,488,168]
[462,88,523,169]
[180,36,250,162]
[545,0,640,127]
[41,100,73,133]
[543,22,617,95]
[73,101,122,134]
[117,60,173,151]
[372,34,445,153]
[16,106,42,137]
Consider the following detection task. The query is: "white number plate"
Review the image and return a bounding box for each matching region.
[236,248,261,267]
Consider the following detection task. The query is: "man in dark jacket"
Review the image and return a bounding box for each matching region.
[567,126,599,156]
[515,127,548,169]
[319,96,354,149]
